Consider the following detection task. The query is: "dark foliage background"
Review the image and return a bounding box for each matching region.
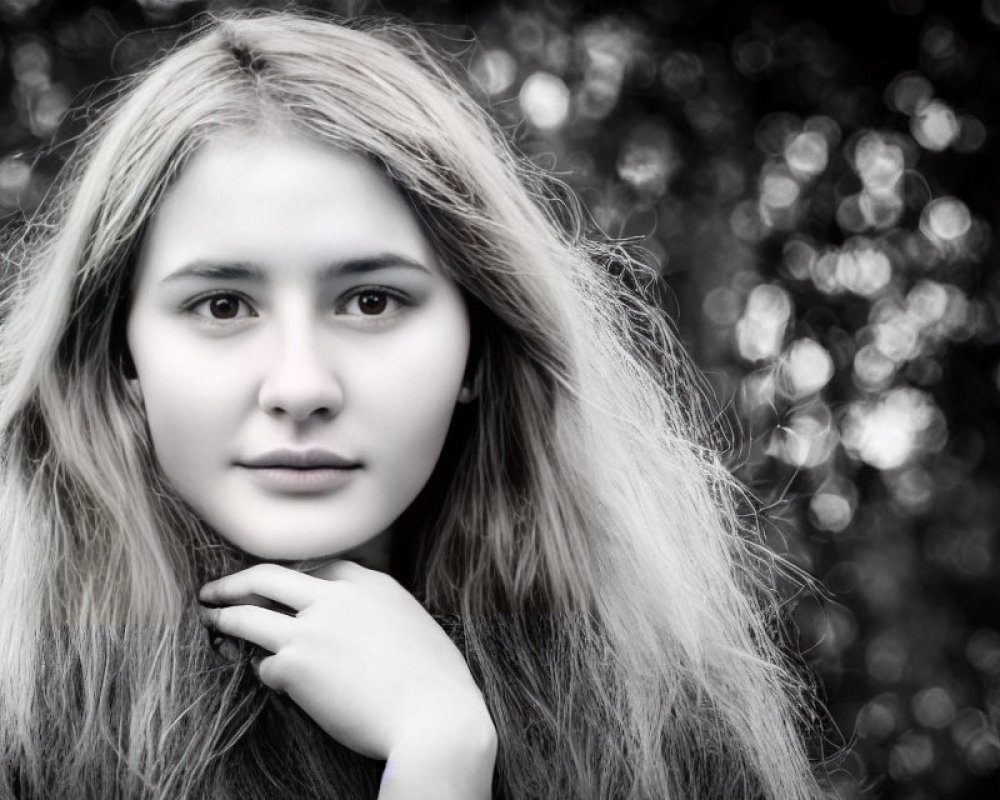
[1,0,998,797]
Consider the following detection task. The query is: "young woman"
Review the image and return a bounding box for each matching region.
[0,12,822,799]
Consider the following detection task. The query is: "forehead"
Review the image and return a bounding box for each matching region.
[134,130,440,283]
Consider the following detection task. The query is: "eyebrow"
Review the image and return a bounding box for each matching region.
[159,254,431,284]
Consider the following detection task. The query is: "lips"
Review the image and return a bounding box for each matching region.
[238,448,361,470]
[237,449,362,494]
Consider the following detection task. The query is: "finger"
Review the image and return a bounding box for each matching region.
[199,603,293,653]
[255,653,289,692]
[199,563,325,611]
[310,558,376,583]
[202,592,290,613]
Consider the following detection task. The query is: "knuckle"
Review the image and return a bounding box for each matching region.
[329,559,364,579]
[370,570,400,590]
[212,606,243,637]
[248,563,278,587]
[305,583,343,613]
[318,579,347,600]
[256,654,288,690]
[294,617,330,644]
[258,647,306,689]
[213,605,235,629]
[257,563,284,579]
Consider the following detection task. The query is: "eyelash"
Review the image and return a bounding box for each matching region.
[338,287,410,319]
[183,287,411,322]
[183,292,256,322]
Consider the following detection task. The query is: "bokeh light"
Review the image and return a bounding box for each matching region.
[912,686,958,730]
[911,98,960,151]
[0,0,41,21]
[769,404,838,468]
[471,48,517,96]
[784,129,829,179]
[736,283,792,362]
[809,243,893,297]
[617,123,677,201]
[841,387,945,470]
[0,155,31,210]
[660,50,703,99]
[760,166,799,210]
[888,72,933,115]
[519,71,571,130]
[781,337,835,398]
[809,476,857,532]
[702,286,743,326]
[576,18,640,121]
[888,731,936,780]
[920,196,972,246]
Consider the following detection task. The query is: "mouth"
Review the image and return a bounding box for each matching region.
[239,448,362,469]
[237,449,362,493]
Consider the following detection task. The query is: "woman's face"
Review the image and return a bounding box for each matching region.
[126,131,471,562]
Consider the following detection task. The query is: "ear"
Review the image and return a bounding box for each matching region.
[457,361,482,404]
[459,301,487,405]
[126,376,143,403]
[121,350,138,381]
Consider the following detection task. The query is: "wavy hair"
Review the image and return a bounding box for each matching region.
[0,12,821,799]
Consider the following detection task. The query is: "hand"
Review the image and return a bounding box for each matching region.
[198,562,496,768]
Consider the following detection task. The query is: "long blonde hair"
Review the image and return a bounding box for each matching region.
[0,12,821,799]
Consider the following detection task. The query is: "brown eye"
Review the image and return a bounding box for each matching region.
[340,288,406,320]
[189,293,254,322]
[208,296,241,319]
[357,291,388,315]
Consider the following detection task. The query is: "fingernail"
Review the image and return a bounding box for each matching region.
[197,604,216,628]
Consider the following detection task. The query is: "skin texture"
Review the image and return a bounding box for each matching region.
[127,131,472,562]
[128,132,495,794]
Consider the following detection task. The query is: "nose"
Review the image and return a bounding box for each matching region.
[257,322,344,422]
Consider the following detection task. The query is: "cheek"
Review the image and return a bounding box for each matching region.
[140,381,223,477]
[129,322,250,428]
[358,315,469,478]
[131,348,240,481]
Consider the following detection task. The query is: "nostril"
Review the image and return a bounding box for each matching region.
[257,358,345,421]
[262,400,336,422]
[257,348,344,422]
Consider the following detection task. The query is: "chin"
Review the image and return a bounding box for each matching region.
[214,528,343,560]
[221,519,387,563]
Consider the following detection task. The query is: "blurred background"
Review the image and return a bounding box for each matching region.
[0,0,998,797]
